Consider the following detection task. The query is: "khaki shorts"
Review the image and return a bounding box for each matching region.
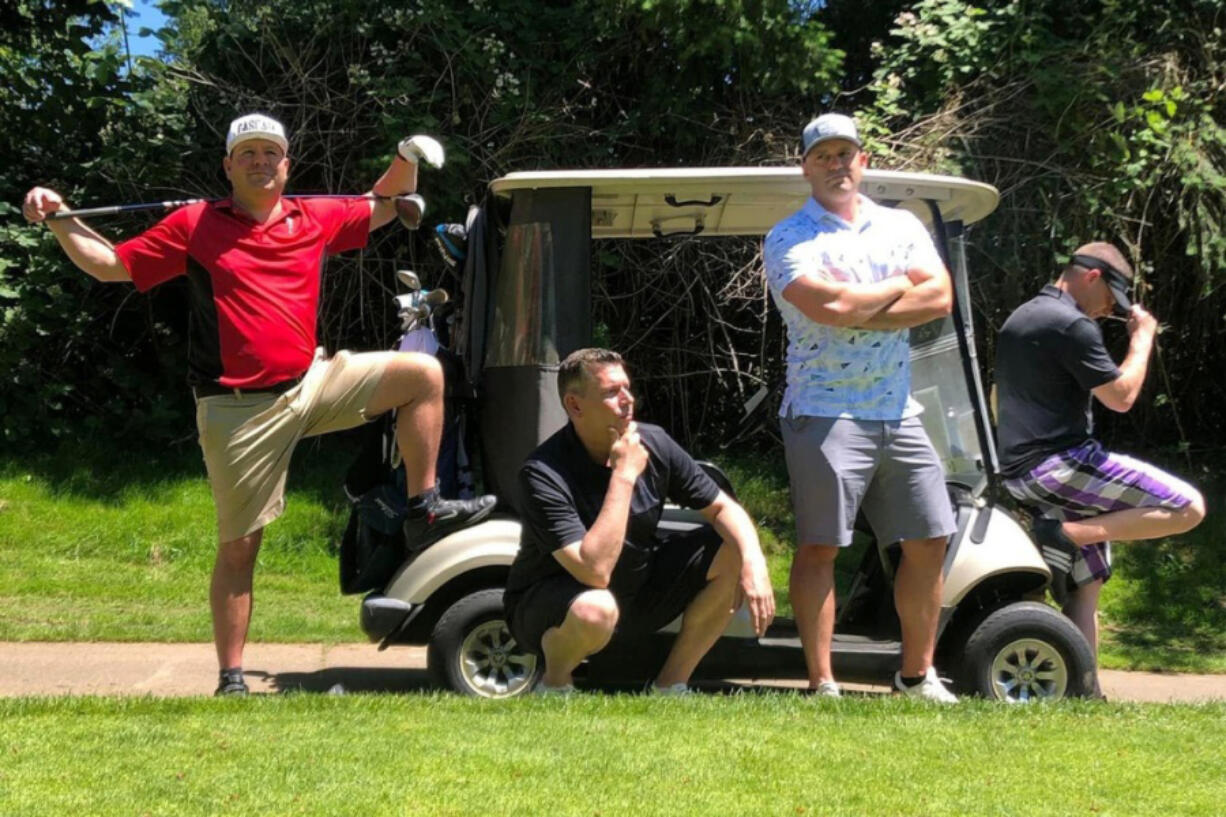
[196,348,397,543]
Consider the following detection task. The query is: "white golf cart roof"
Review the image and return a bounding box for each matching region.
[490,167,999,239]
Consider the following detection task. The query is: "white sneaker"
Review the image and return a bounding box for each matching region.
[532,682,576,697]
[649,682,692,696]
[894,667,958,703]
[804,680,842,698]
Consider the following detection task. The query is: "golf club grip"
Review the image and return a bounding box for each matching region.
[45,199,207,221]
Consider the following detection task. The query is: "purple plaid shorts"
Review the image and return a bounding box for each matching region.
[1003,440,1198,587]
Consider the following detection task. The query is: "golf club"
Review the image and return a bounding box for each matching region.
[43,193,426,230]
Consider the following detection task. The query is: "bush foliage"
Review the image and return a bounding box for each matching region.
[2,0,1223,467]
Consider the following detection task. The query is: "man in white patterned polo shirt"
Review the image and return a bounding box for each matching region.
[763,113,958,702]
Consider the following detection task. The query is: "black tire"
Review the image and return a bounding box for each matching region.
[956,601,1097,701]
[427,588,541,698]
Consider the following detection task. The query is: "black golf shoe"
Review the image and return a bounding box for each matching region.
[1031,517,1077,606]
[215,669,249,697]
[403,494,497,552]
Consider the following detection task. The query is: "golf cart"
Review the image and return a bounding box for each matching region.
[345,167,1097,702]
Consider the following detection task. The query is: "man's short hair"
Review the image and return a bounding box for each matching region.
[1063,242,1133,281]
[557,348,624,405]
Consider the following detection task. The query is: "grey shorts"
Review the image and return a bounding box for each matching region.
[781,414,956,547]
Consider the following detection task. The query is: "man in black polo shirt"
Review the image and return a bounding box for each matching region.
[994,241,1204,664]
[504,348,775,694]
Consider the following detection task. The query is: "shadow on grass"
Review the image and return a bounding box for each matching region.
[268,665,433,695]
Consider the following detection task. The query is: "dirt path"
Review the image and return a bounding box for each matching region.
[1,642,1222,701]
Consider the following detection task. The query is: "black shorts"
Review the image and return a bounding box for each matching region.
[505,525,723,656]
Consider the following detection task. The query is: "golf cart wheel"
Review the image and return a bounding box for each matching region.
[427,588,540,698]
[959,601,1096,702]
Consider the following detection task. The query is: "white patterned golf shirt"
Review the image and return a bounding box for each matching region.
[763,195,944,421]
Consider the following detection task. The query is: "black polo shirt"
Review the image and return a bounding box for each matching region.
[995,284,1122,477]
[505,422,721,602]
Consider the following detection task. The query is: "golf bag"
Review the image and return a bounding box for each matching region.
[338,260,474,595]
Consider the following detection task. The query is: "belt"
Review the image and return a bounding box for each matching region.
[192,375,303,400]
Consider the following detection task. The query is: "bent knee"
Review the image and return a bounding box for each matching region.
[1179,490,1207,531]
[216,532,262,568]
[707,540,743,581]
[386,352,442,395]
[570,590,620,633]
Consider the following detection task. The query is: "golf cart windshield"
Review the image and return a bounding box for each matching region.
[477,167,1000,498]
[910,237,987,487]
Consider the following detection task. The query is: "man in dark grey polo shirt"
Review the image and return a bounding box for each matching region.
[994,241,1205,664]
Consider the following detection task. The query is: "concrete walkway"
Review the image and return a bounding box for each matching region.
[1,642,1223,701]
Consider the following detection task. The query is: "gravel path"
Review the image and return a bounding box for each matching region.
[1,642,1222,701]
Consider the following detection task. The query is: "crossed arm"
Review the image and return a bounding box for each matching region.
[780,262,952,331]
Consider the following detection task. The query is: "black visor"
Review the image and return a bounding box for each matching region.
[1071,253,1132,316]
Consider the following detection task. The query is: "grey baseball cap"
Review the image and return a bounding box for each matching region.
[802,113,861,157]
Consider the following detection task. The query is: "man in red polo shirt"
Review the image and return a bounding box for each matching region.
[23,113,495,695]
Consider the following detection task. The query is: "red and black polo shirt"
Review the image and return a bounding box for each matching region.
[115,197,370,389]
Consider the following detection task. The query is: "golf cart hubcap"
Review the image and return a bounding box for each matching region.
[459,619,537,698]
[990,637,1069,702]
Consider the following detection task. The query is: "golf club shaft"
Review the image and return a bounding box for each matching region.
[44,193,409,221]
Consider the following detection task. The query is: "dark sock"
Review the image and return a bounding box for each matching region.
[899,674,925,688]
[406,486,441,518]
[219,667,244,683]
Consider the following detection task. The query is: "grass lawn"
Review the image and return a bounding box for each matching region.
[2,695,1224,816]
[1,438,1223,672]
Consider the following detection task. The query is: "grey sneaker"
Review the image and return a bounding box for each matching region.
[894,667,958,704]
[648,682,693,697]
[811,680,842,698]
[403,494,497,551]
[532,682,576,697]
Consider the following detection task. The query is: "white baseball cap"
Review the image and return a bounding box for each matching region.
[801,113,861,157]
[226,113,288,154]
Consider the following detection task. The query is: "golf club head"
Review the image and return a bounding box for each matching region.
[394,194,425,230]
[396,269,421,291]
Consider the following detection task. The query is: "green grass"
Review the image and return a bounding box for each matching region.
[1,439,1223,672]
[2,695,1224,816]
[0,438,357,643]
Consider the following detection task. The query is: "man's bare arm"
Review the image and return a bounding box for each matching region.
[781,273,914,328]
[857,263,952,329]
[23,187,130,282]
[1092,305,1157,412]
[367,156,419,232]
[699,491,775,636]
[551,423,649,588]
[367,136,445,232]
